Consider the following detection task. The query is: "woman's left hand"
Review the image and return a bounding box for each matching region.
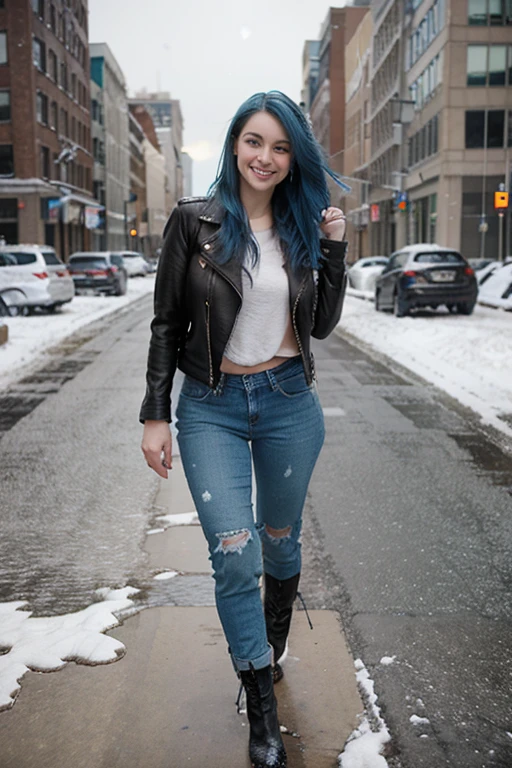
[320,207,346,241]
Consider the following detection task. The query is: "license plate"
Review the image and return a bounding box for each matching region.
[431,271,456,282]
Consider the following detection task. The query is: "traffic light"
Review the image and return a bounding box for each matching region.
[494,191,509,209]
[129,228,137,237]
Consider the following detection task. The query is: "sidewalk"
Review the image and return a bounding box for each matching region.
[0,460,363,768]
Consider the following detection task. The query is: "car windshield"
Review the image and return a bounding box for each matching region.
[69,256,108,268]
[111,255,123,266]
[0,253,17,267]
[413,252,465,264]
[42,251,61,265]
[114,252,139,259]
[8,252,37,265]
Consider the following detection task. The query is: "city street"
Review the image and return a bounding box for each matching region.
[0,293,511,767]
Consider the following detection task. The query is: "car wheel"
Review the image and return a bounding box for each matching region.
[375,290,383,311]
[393,291,409,318]
[457,301,476,315]
[114,276,127,296]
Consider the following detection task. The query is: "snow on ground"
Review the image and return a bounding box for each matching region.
[0,587,139,711]
[338,658,391,768]
[0,276,155,390]
[339,293,512,441]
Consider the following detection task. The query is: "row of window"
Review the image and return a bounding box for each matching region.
[92,138,105,165]
[407,114,439,168]
[373,2,401,70]
[33,36,88,109]
[39,144,90,189]
[0,31,6,66]
[467,44,512,86]
[410,53,443,111]
[32,0,88,37]
[468,0,512,25]
[91,99,104,126]
[465,109,511,148]
[36,90,90,149]
[407,0,444,70]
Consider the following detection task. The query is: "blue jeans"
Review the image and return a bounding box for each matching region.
[175,356,325,671]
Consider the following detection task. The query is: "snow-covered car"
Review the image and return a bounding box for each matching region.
[348,257,388,292]
[113,251,148,277]
[477,262,512,310]
[375,244,478,317]
[0,244,75,312]
[475,261,502,286]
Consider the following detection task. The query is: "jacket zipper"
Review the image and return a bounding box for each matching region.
[205,270,216,387]
[292,276,309,381]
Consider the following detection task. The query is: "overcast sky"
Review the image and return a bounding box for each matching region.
[88,0,346,196]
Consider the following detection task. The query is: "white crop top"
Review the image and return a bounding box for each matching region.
[223,229,299,366]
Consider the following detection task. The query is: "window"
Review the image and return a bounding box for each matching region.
[50,101,57,130]
[469,0,511,24]
[50,4,56,33]
[48,50,58,81]
[71,73,76,100]
[0,145,14,177]
[71,116,76,141]
[60,61,68,92]
[488,109,505,146]
[465,109,505,147]
[0,32,6,65]
[33,37,46,71]
[32,0,44,19]
[40,145,50,179]
[0,91,10,122]
[60,108,68,136]
[36,91,48,125]
[467,45,488,85]
[489,45,506,84]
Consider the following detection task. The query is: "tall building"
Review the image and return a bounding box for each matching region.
[0,0,100,257]
[344,10,373,261]
[90,42,130,252]
[369,0,512,260]
[308,3,371,206]
[180,150,193,197]
[129,91,184,212]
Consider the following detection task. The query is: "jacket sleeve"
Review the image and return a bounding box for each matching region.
[139,204,191,423]
[311,238,348,340]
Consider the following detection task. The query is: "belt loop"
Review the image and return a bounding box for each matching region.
[266,369,278,391]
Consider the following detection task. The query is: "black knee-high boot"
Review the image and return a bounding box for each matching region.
[239,664,287,768]
[264,572,300,683]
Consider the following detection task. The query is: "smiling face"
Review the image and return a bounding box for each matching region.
[234,111,292,197]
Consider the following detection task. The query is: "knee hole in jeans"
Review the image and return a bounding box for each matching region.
[264,524,292,541]
[214,528,253,555]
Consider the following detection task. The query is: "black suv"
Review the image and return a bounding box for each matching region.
[375,244,478,317]
[68,252,128,296]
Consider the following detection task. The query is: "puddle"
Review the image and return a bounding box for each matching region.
[450,433,512,492]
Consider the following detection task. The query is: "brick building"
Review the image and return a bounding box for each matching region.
[0,0,101,258]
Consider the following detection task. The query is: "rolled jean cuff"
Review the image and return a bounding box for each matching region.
[232,644,273,672]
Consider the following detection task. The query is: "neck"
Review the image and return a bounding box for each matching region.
[239,181,273,223]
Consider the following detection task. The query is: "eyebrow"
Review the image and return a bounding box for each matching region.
[242,131,291,145]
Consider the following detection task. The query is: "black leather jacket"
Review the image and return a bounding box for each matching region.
[139,196,348,423]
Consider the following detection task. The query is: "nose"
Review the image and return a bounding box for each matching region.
[257,146,271,165]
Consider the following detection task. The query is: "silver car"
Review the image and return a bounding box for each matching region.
[113,250,149,277]
[0,244,75,312]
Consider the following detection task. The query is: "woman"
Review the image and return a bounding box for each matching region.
[140,91,347,768]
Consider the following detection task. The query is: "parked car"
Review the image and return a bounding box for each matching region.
[0,253,29,316]
[347,256,388,292]
[68,252,128,295]
[475,260,502,286]
[375,244,478,317]
[0,244,75,312]
[113,250,148,277]
[478,262,512,310]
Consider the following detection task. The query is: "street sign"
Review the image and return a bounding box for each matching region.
[494,191,509,209]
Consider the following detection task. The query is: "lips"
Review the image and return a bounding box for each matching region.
[250,166,274,178]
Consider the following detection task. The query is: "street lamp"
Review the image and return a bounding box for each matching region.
[390,98,415,125]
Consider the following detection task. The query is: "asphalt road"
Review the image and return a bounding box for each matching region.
[0,295,511,767]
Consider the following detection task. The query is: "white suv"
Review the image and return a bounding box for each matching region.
[0,244,75,312]
[113,250,149,277]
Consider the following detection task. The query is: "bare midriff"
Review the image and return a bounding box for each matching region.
[220,354,294,375]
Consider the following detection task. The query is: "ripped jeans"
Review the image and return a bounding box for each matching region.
[175,356,325,672]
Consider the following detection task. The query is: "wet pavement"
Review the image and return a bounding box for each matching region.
[0,295,511,766]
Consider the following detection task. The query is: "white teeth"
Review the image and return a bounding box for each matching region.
[252,167,272,177]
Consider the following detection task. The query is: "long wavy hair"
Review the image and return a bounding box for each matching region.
[207,91,347,271]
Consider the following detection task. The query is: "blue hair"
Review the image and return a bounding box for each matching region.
[207,91,348,271]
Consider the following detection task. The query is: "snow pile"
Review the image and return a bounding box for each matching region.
[0,276,155,389]
[478,263,512,310]
[338,296,512,439]
[156,511,199,527]
[153,570,178,581]
[0,586,138,711]
[338,659,390,768]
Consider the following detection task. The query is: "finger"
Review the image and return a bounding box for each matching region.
[147,457,168,479]
[163,441,172,470]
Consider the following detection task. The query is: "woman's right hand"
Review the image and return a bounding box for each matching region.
[141,420,173,479]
